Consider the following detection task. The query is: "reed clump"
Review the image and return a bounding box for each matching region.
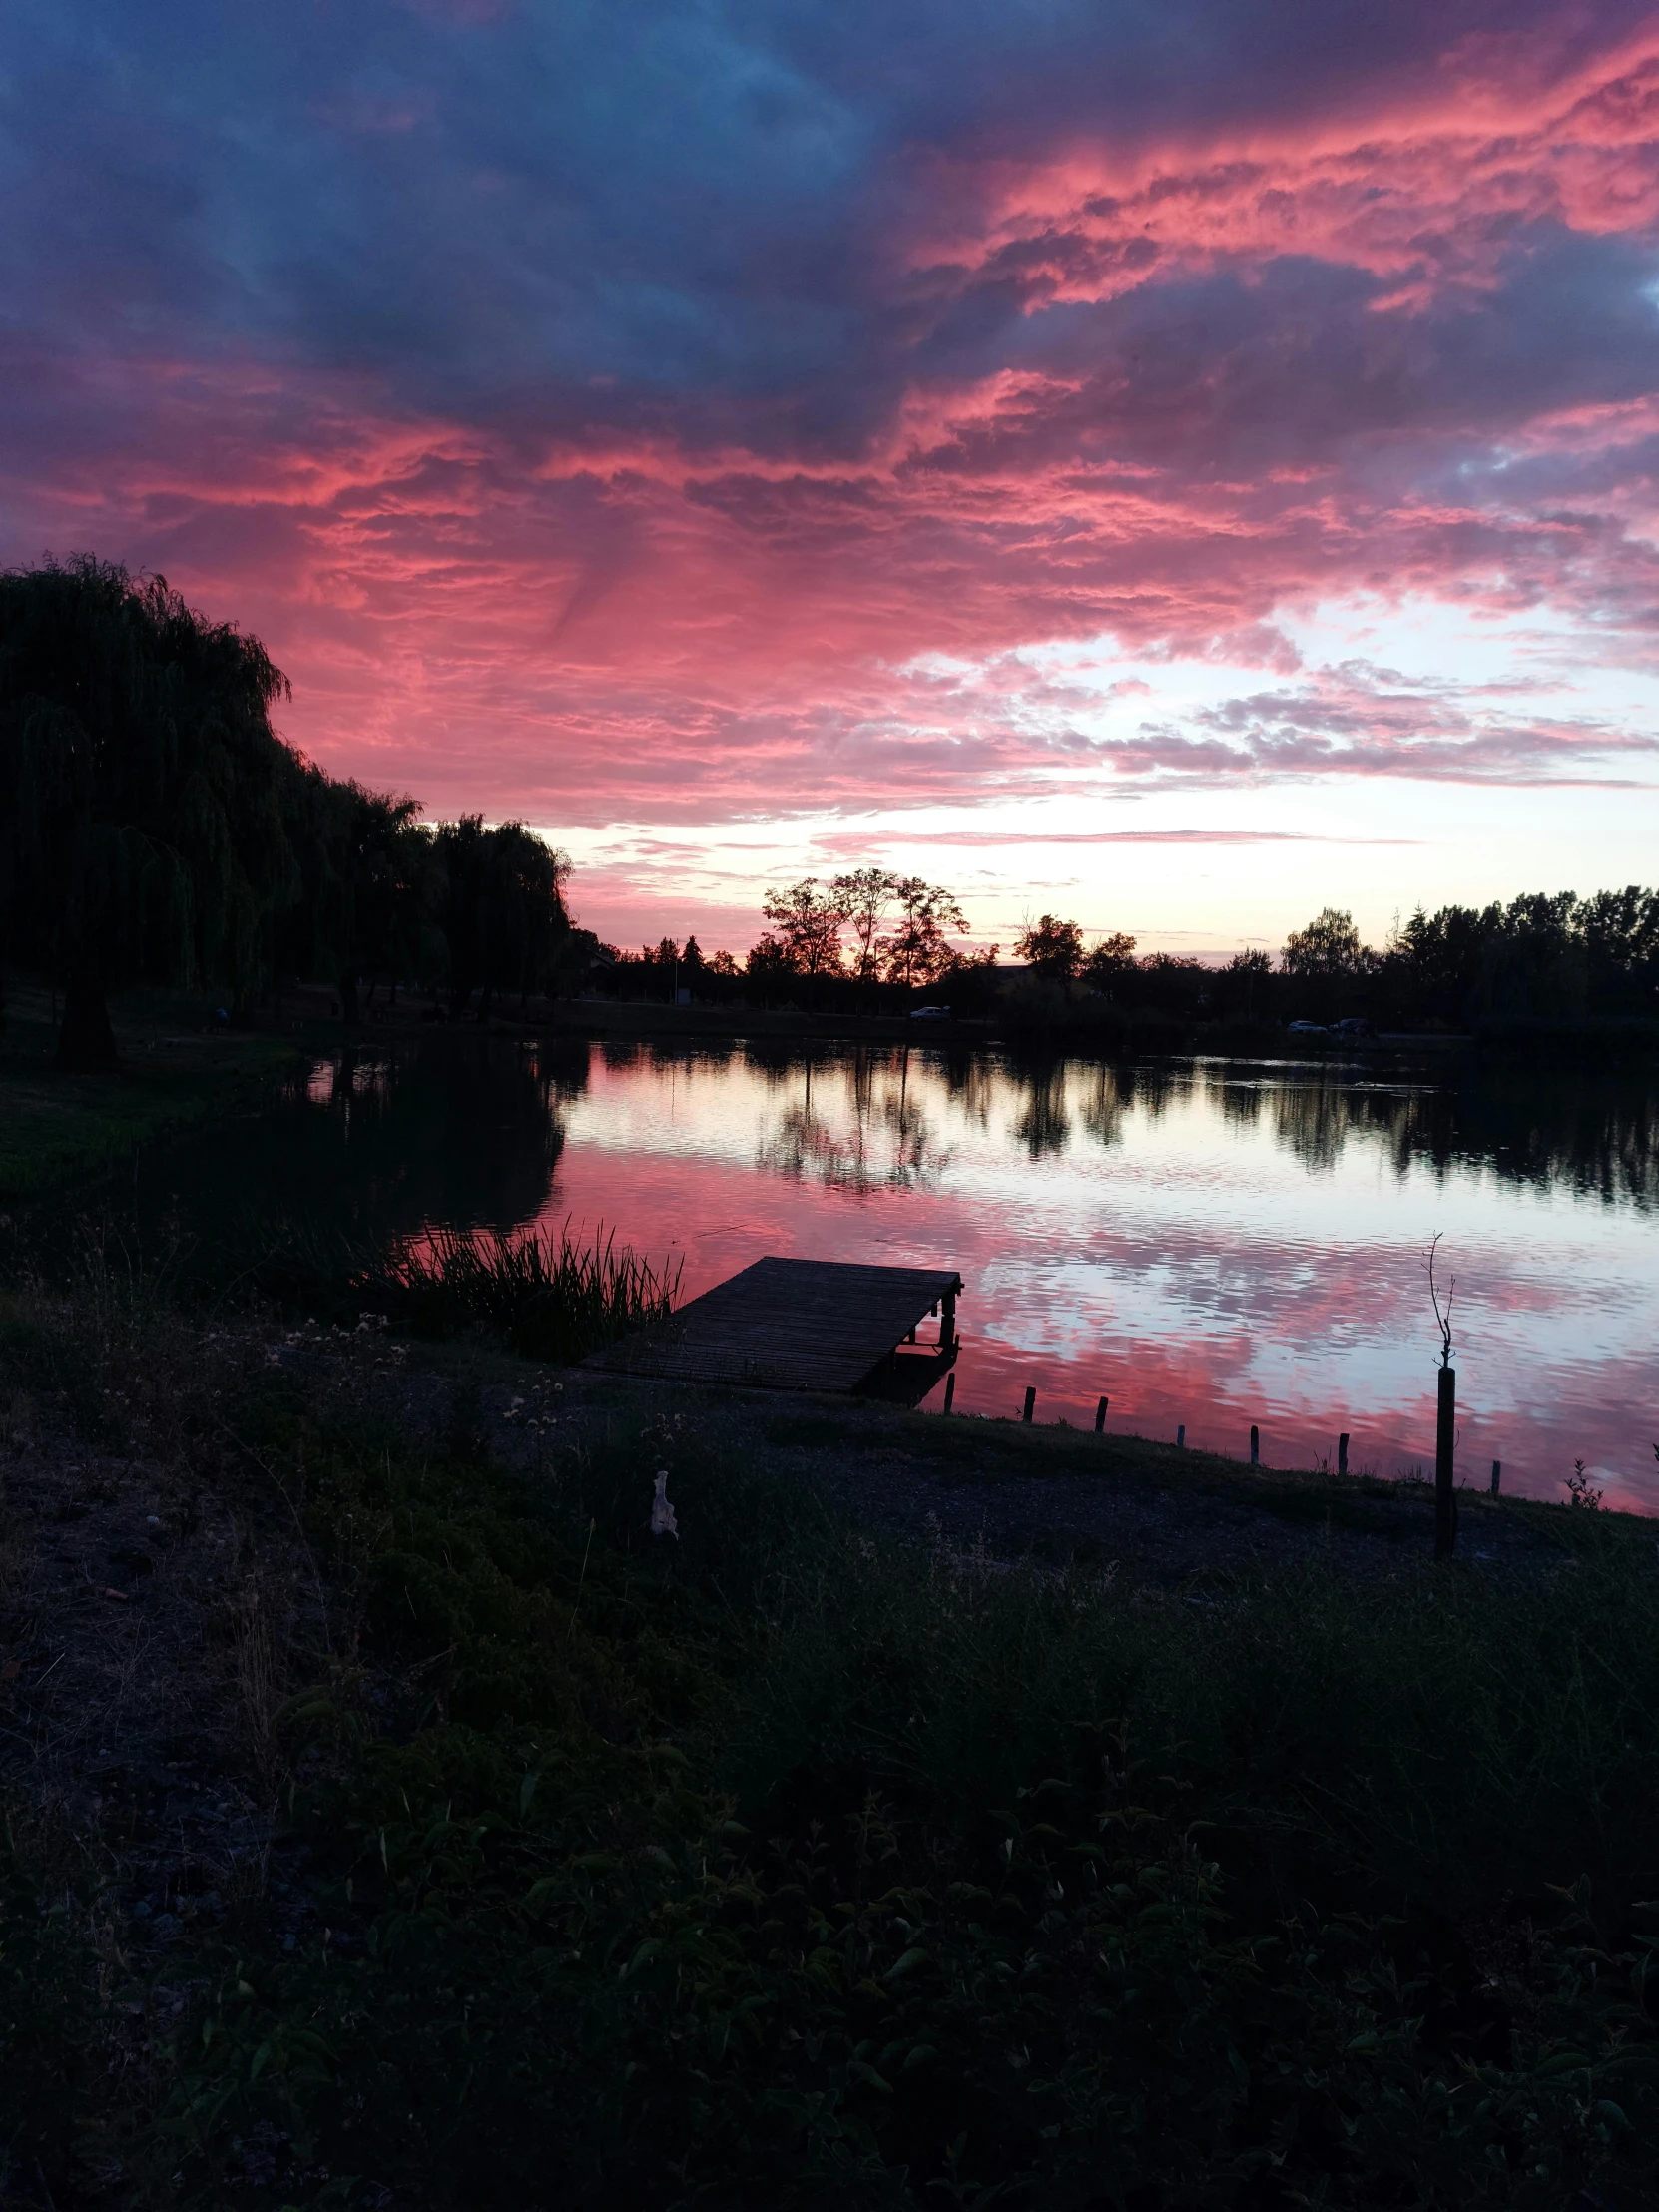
[354,1220,681,1363]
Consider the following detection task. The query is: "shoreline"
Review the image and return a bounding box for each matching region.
[537,993,1477,1061]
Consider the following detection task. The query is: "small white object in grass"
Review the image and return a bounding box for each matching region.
[651,1470,679,1539]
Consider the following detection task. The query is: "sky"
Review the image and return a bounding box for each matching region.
[5,3,1659,957]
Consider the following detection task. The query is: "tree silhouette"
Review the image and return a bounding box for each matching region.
[1015,913,1085,981]
[1082,931,1138,992]
[761,879,848,980]
[0,556,297,1066]
[880,877,968,988]
[436,816,572,1019]
[830,866,900,981]
[1283,907,1365,977]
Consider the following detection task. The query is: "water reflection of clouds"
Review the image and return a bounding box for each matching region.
[566,1045,1659,1217]
[544,1042,1659,1506]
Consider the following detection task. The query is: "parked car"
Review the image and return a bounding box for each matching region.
[1333,1016,1372,1040]
[909,1004,950,1021]
[1287,1019,1328,1035]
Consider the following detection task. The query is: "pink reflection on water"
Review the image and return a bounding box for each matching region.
[518,1043,1659,1514]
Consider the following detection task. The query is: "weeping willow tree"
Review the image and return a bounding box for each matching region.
[0,556,300,1067]
[277,767,438,1022]
[436,814,573,1018]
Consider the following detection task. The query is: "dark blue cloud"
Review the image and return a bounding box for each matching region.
[5,0,1651,456]
[6,0,1659,837]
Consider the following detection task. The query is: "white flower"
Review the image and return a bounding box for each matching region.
[650,1470,679,1539]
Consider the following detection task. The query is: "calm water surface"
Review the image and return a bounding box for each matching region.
[155,1037,1659,1511]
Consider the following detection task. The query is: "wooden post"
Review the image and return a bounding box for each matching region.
[1094,1394,1108,1432]
[940,1290,956,1351]
[1022,1385,1036,1423]
[1250,1424,1260,1465]
[1177,1423,1185,1447]
[1434,1365,1457,1559]
[1338,1432,1349,1477]
[942,1373,955,1415]
[1490,1458,1501,1496]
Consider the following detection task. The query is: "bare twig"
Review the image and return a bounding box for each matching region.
[1425,1233,1454,1369]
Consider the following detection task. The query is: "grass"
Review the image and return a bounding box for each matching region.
[356,1219,683,1364]
[4,1253,1659,2208]
[0,981,304,1200]
[181,1402,1659,2206]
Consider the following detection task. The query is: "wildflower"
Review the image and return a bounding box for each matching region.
[651,1470,679,1539]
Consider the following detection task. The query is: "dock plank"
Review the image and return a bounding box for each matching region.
[585,1256,962,1392]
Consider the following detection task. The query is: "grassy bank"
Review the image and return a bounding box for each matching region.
[0,982,305,1201]
[4,1256,1659,2208]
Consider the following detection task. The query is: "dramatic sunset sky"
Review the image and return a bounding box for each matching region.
[6,3,1659,955]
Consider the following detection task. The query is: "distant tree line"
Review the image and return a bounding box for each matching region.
[8,559,1652,1062]
[591,883,1659,1036]
[1011,894,1659,1032]
[596,870,1000,1011]
[0,557,582,1066]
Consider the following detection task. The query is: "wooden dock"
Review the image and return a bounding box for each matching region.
[584,1256,962,1395]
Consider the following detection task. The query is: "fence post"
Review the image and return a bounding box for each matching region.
[1434,1366,1457,1559]
[942,1372,955,1415]
[1177,1423,1186,1447]
[1490,1457,1501,1496]
[1022,1385,1036,1423]
[1094,1395,1108,1433]
[1338,1432,1349,1477]
[1250,1424,1260,1466]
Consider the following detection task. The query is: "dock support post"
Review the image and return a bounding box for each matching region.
[940,1291,956,1351]
[1490,1458,1501,1495]
[1250,1424,1260,1466]
[943,1373,955,1415]
[1094,1394,1108,1432]
[1338,1432,1349,1477]
[1434,1366,1457,1560]
[1022,1386,1036,1423]
[1177,1423,1185,1448]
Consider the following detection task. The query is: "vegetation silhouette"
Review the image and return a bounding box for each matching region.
[0,556,295,1065]
[0,557,581,1063]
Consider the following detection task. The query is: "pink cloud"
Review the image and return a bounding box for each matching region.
[5,10,1659,897]
[810,828,1419,852]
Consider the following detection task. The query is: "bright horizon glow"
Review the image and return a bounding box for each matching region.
[5,3,1659,952]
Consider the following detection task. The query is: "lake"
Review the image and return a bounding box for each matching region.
[129,1034,1659,1511]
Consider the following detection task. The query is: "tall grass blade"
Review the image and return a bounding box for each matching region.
[355,1218,681,1363]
